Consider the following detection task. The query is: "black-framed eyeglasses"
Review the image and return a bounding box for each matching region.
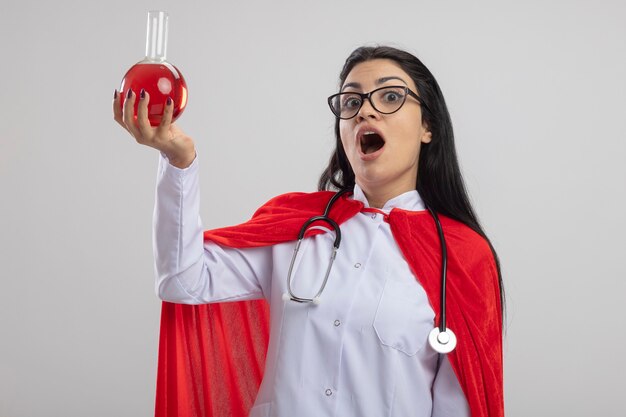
[327,85,426,120]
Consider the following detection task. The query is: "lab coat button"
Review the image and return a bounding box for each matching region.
[354,262,361,268]
[334,319,341,327]
[325,388,333,396]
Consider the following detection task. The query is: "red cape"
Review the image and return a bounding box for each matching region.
[155,191,504,417]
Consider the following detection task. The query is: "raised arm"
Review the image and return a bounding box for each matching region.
[113,89,272,305]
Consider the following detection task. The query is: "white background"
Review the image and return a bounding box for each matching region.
[1,0,625,415]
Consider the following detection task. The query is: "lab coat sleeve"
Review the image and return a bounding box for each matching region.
[431,354,471,417]
[153,153,272,304]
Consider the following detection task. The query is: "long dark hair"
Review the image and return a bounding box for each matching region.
[318,46,505,318]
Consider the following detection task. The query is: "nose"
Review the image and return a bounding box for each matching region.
[356,97,380,121]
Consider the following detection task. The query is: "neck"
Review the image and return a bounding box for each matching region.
[358,181,416,209]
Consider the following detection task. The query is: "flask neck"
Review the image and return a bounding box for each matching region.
[144,11,168,62]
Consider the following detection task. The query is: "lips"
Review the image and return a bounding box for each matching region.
[356,125,386,160]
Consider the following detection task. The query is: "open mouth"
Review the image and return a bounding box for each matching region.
[360,132,385,154]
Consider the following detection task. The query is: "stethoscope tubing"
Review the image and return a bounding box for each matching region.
[284,189,456,353]
[285,190,349,304]
[427,207,448,333]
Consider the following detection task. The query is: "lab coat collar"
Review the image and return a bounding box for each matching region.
[352,183,426,212]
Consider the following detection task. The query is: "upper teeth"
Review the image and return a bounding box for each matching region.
[364,131,376,135]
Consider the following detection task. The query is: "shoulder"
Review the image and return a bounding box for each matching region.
[205,191,335,247]
[438,215,500,308]
[257,191,335,208]
[438,214,494,266]
[251,191,336,219]
[395,210,497,275]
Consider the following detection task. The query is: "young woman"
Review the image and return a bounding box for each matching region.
[114,45,504,417]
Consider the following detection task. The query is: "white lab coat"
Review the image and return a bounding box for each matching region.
[153,154,470,417]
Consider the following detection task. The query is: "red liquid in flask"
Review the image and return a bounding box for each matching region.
[119,62,188,126]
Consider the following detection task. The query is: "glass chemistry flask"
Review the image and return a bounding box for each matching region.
[119,11,188,126]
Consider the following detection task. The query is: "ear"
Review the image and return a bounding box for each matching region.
[420,128,432,144]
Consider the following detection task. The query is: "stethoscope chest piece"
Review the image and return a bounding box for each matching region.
[428,327,457,354]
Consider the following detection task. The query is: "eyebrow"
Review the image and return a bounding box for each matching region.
[341,76,408,91]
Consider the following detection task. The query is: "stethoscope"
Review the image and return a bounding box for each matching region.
[282,189,457,354]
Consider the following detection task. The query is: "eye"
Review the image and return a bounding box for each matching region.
[381,90,404,104]
[342,94,362,110]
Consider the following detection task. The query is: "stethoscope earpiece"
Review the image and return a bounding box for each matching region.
[428,327,457,354]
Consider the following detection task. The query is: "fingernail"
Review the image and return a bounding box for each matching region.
[114,89,118,99]
[126,89,133,99]
[167,97,172,105]
[140,88,145,99]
